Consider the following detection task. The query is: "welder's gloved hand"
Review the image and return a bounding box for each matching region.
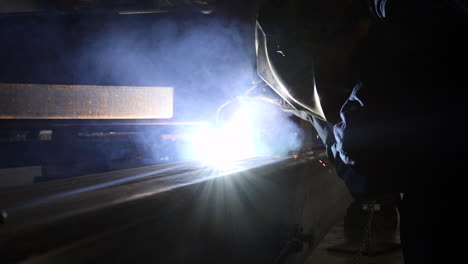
[309,115,372,200]
[309,116,336,162]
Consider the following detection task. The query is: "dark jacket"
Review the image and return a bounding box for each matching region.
[316,0,467,198]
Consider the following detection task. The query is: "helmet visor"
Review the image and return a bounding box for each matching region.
[256,21,326,120]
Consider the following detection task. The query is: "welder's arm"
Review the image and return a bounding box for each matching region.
[310,83,366,165]
[309,84,369,196]
[310,115,367,195]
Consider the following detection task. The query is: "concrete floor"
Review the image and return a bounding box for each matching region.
[306,221,403,264]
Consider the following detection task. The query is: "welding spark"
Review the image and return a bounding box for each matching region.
[186,99,302,170]
[190,107,259,170]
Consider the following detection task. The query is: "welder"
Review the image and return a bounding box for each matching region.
[256,0,467,263]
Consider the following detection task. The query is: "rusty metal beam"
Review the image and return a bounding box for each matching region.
[0,83,174,119]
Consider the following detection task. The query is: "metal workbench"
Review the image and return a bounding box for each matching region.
[0,151,352,264]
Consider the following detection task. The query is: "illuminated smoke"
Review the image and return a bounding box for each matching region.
[0,10,301,168]
[1,12,256,121]
[79,13,257,121]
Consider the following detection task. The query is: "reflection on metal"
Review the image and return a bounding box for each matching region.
[0,83,174,119]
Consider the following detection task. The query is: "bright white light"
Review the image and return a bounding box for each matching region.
[190,106,259,169]
[187,100,302,170]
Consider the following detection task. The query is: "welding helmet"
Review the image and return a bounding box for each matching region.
[256,0,365,121]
